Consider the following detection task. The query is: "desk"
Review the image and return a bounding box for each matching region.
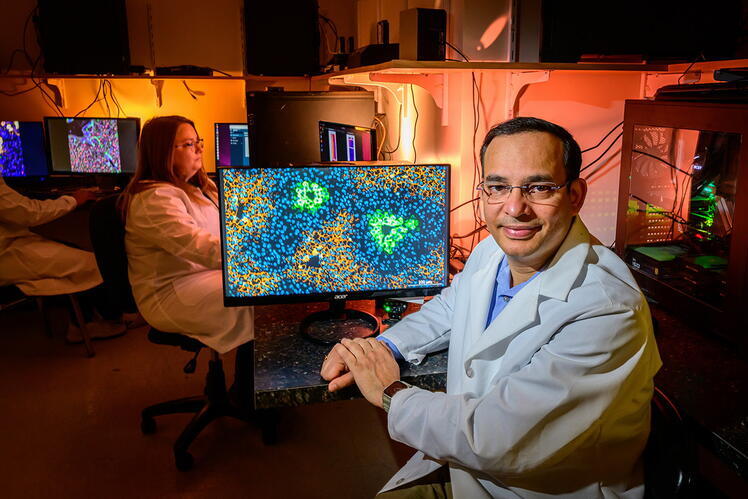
[652,305,748,483]
[253,301,448,410]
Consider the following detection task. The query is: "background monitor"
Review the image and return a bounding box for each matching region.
[247,91,375,166]
[219,163,450,307]
[45,117,139,174]
[215,123,250,167]
[0,121,49,177]
[319,121,376,162]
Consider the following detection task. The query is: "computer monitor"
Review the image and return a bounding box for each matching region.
[219,163,450,343]
[247,91,375,166]
[319,121,376,162]
[215,123,250,167]
[45,117,139,174]
[0,121,49,177]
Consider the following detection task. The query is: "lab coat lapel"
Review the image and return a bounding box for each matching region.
[465,279,540,363]
[463,217,591,363]
[463,252,502,348]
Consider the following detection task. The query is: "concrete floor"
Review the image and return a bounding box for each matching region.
[0,303,411,498]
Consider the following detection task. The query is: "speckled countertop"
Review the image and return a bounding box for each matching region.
[253,300,447,410]
[651,306,748,480]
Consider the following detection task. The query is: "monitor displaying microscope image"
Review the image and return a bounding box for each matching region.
[219,164,450,306]
[0,121,48,177]
[45,117,139,174]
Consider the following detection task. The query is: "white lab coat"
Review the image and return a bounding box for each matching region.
[0,176,102,295]
[125,182,253,353]
[379,217,662,498]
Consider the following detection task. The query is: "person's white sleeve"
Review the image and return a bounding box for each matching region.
[378,272,461,365]
[387,304,653,477]
[0,179,76,227]
[128,187,221,269]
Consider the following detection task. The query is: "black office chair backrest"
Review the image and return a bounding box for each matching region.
[643,386,697,499]
[89,194,138,315]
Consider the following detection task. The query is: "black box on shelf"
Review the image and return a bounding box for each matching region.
[399,8,446,61]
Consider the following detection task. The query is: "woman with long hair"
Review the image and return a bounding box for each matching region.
[120,116,253,353]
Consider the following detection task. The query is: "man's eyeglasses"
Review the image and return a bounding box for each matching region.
[476,181,570,204]
[175,138,204,150]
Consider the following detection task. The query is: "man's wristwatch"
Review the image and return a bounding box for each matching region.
[382,380,413,413]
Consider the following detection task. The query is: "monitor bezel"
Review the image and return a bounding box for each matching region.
[0,121,50,178]
[43,116,141,175]
[213,122,250,167]
[318,120,378,162]
[218,163,451,307]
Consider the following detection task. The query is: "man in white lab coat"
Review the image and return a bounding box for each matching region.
[0,174,125,341]
[321,117,662,498]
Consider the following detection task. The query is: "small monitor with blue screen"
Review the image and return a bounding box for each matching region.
[219,164,450,308]
[215,123,250,167]
[45,117,139,174]
[0,121,49,177]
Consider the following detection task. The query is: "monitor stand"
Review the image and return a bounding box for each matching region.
[299,300,380,346]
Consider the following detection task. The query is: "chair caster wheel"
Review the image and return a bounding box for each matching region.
[141,417,156,435]
[175,451,194,471]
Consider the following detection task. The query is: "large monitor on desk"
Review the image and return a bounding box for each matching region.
[45,117,139,174]
[0,121,49,177]
[219,163,450,341]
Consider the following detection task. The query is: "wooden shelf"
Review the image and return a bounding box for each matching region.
[313,59,669,80]
[0,73,307,81]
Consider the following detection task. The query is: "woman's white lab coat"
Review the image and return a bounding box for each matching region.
[379,218,662,498]
[0,176,102,295]
[125,182,253,353]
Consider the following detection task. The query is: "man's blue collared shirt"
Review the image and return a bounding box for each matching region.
[485,256,540,329]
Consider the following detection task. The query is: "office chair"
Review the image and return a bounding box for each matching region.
[643,386,697,498]
[88,194,256,470]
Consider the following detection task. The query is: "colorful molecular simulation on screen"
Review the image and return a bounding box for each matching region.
[220,165,449,299]
[0,121,24,177]
[66,118,122,173]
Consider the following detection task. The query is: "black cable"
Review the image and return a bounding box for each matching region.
[451,225,487,239]
[102,79,111,117]
[74,80,105,118]
[470,72,484,251]
[445,41,470,62]
[381,102,402,155]
[2,6,37,74]
[27,9,65,117]
[677,52,705,85]
[28,54,64,117]
[319,15,339,52]
[104,80,126,117]
[581,121,623,153]
[207,67,233,78]
[182,80,198,99]
[580,131,622,176]
[632,150,693,176]
[0,84,37,97]
[410,84,418,164]
[450,197,479,213]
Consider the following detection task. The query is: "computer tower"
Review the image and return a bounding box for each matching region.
[244,0,320,76]
[246,91,375,166]
[37,0,131,74]
[399,8,446,61]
